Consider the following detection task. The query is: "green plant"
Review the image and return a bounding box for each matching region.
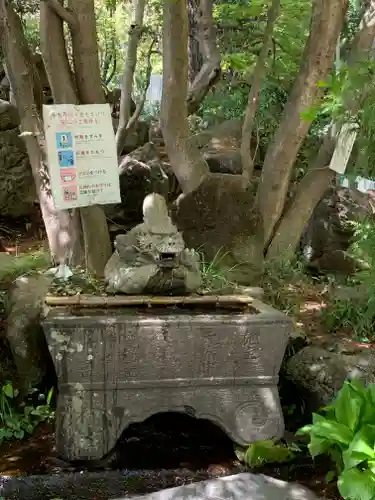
[0,251,50,283]
[322,218,375,342]
[261,257,315,315]
[0,381,54,443]
[297,380,375,500]
[199,249,237,293]
[234,439,300,467]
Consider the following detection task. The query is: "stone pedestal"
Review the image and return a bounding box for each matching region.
[43,297,292,461]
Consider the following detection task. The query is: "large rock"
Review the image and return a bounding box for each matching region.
[285,346,375,411]
[5,274,52,392]
[301,186,374,274]
[0,100,35,218]
[173,174,264,285]
[104,143,169,230]
[126,473,321,500]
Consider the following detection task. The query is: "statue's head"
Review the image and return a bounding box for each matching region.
[139,193,185,267]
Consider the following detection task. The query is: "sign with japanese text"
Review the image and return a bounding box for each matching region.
[43,104,121,210]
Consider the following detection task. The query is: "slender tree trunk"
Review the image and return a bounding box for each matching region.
[40,0,77,104]
[40,0,84,265]
[161,0,210,194]
[241,0,280,184]
[68,0,112,277]
[68,0,105,104]
[188,0,203,83]
[187,0,221,115]
[0,0,80,266]
[266,1,375,261]
[257,0,348,246]
[266,140,335,261]
[115,0,147,156]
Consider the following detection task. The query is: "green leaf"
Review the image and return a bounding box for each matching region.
[308,434,331,459]
[296,424,313,436]
[244,440,296,468]
[343,425,375,469]
[367,460,375,474]
[46,387,54,406]
[333,381,363,431]
[2,383,15,399]
[309,417,353,446]
[13,429,24,440]
[300,106,319,123]
[338,468,375,500]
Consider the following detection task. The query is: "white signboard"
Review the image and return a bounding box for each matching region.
[329,122,358,174]
[43,104,121,210]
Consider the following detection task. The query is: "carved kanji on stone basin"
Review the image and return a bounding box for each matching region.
[43,296,292,461]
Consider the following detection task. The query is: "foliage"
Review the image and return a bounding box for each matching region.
[0,381,54,444]
[297,380,375,500]
[322,218,375,342]
[199,250,237,293]
[0,251,50,283]
[48,266,107,296]
[261,258,316,315]
[234,439,299,467]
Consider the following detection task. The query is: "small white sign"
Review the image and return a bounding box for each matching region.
[43,104,121,210]
[329,122,359,174]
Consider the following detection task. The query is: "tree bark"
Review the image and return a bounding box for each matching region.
[161,0,210,195]
[115,0,146,157]
[241,0,280,184]
[266,140,335,261]
[68,0,112,276]
[266,0,375,261]
[187,0,221,115]
[257,0,348,246]
[68,0,106,105]
[40,0,84,265]
[0,0,83,266]
[40,0,77,104]
[3,60,16,105]
[188,0,203,83]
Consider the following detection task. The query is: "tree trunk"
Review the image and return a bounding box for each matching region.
[241,0,280,184]
[162,0,264,284]
[266,140,335,261]
[187,0,221,115]
[0,0,80,266]
[161,0,210,195]
[69,0,105,104]
[266,1,375,261]
[115,0,147,157]
[40,0,84,265]
[187,0,203,83]
[257,0,348,246]
[3,61,15,105]
[40,0,77,104]
[68,0,112,277]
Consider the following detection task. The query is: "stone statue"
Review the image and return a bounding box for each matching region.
[104,193,202,295]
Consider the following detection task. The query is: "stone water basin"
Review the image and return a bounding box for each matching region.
[42,295,292,461]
